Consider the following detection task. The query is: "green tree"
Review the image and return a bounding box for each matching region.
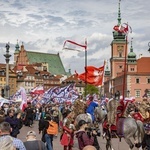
[84,84,99,96]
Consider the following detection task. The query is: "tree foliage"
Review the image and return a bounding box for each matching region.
[84,84,99,96]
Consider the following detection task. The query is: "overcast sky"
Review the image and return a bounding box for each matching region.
[0,0,150,74]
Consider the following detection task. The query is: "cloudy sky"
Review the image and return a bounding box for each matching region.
[0,0,150,74]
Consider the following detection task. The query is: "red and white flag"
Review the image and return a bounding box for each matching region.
[63,39,87,51]
[30,85,44,95]
[76,65,104,86]
[113,23,132,34]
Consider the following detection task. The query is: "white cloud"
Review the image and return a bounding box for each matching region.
[0,0,149,73]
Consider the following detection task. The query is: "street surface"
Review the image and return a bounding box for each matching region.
[18,121,140,150]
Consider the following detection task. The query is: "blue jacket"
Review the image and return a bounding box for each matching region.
[86,101,98,121]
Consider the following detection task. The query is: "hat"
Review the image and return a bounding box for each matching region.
[27,130,36,137]
[78,120,89,127]
[144,124,150,131]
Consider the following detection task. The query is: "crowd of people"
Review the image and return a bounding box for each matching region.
[0,94,149,150]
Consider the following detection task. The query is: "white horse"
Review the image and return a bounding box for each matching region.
[95,98,145,150]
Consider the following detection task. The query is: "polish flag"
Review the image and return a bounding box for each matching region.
[30,85,44,95]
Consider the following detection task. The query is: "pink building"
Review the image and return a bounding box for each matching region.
[104,1,150,101]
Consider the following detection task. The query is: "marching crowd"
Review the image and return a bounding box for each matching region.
[0,95,149,150]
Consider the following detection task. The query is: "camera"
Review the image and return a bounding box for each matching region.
[86,127,101,137]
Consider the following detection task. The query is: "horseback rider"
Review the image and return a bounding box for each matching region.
[86,96,99,122]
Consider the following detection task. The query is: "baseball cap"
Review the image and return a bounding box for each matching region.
[27,130,36,137]
[78,120,89,127]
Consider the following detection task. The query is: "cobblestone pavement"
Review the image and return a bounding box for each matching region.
[18,121,140,150]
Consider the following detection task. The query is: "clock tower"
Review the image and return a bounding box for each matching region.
[110,0,128,79]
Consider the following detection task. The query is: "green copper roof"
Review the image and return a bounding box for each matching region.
[113,31,125,40]
[15,41,20,53]
[26,51,67,75]
[128,38,136,59]
[128,52,136,58]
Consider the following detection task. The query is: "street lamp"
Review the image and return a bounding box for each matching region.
[148,42,150,53]
[4,43,11,98]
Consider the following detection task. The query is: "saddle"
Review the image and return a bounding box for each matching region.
[102,117,125,138]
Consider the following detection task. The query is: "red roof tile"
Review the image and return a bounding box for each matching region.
[137,57,150,73]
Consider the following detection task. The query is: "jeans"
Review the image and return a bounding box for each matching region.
[45,134,53,150]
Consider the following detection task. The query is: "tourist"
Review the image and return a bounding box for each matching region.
[24,102,34,127]
[24,130,47,150]
[39,114,58,150]
[0,135,16,150]
[0,122,26,150]
[5,109,22,137]
[76,120,94,150]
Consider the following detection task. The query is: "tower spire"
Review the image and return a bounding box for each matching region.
[118,0,121,25]
[130,38,133,52]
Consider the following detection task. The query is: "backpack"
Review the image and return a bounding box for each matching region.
[47,121,58,135]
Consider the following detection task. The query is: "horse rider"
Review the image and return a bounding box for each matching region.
[86,96,99,122]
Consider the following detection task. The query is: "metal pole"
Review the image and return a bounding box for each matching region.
[85,39,87,98]
[4,43,11,98]
[122,36,128,100]
[148,42,150,53]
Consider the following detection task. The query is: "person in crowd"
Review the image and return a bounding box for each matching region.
[60,110,75,150]
[76,120,94,150]
[86,96,98,122]
[5,109,22,138]
[0,122,26,150]
[9,104,17,113]
[24,102,34,127]
[35,106,40,121]
[39,114,58,150]
[83,145,96,150]
[41,107,46,119]
[0,110,5,123]
[142,123,150,150]
[24,130,47,150]
[0,135,16,150]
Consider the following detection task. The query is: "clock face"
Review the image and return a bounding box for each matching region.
[117,46,124,51]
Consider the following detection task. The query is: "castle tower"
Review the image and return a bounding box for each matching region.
[110,0,128,79]
[127,38,137,72]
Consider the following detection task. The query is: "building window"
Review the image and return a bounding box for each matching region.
[147,90,150,97]
[136,78,140,84]
[148,78,150,84]
[119,65,122,69]
[119,51,122,57]
[135,90,140,98]
[131,68,134,71]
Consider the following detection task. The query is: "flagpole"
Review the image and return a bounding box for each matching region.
[85,39,87,98]
[122,35,128,100]
[63,39,87,98]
